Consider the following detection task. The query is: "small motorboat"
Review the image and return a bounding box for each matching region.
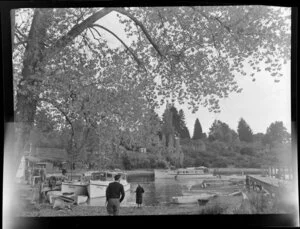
[87,171,130,198]
[47,191,75,204]
[61,181,88,196]
[226,191,242,196]
[172,193,216,204]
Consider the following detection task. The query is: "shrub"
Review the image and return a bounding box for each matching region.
[240,147,256,156]
[247,192,272,213]
[157,160,168,168]
[122,153,132,170]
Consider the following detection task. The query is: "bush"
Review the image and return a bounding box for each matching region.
[122,153,132,170]
[156,160,168,169]
[240,147,256,156]
[247,192,272,213]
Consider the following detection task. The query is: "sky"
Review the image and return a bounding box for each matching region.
[97,10,292,135]
[156,64,291,135]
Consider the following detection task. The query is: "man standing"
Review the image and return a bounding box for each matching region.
[105,174,125,216]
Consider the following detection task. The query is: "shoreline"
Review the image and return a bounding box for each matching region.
[17,195,243,217]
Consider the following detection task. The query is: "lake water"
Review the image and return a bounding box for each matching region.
[85,174,244,207]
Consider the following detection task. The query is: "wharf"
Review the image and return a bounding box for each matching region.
[247,175,294,196]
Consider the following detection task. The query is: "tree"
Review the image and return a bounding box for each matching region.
[208,120,238,143]
[168,105,190,139]
[263,121,290,147]
[161,103,175,147]
[178,109,191,139]
[192,118,203,140]
[12,6,291,173]
[253,133,265,143]
[237,118,254,142]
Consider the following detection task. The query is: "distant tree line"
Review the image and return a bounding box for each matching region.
[31,100,291,170]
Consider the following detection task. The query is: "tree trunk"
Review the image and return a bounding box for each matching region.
[14,9,52,174]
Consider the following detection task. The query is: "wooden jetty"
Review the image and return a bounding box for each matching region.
[246,174,294,197]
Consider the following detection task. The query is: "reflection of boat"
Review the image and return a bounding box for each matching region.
[155,167,215,179]
[172,193,216,204]
[87,171,130,198]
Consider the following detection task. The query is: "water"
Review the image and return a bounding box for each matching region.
[86,174,244,207]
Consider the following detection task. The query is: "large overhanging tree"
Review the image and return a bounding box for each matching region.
[12,6,291,173]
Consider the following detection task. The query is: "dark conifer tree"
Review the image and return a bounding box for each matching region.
[192,118,203,140]
[237,118,254,142]
[178,109,190,139]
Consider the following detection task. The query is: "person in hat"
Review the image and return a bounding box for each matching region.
[105,174,125,216]
[135,184,145,208]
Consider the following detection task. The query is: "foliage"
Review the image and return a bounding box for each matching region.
[253,133,265,143]
[12,7,291,172]
[121,151,168,169]
[240,147,256,156]
[237,118,254,142]
[192,118,204,140]
[208,120,239,144]
[263,121,290,146]
[178,109,191,139]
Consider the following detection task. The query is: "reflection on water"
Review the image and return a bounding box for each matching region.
[86,174,243,207]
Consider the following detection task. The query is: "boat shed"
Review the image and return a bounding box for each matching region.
[28,147,68,172]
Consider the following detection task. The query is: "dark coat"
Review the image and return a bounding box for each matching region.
[106,181,125,202]
[135,186,144,204]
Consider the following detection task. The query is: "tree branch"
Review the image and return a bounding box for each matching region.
[39,98,74,135]
[42,7,163,68]
[90,24,143,67]
[114,8,164,58]
[45,8,115,60]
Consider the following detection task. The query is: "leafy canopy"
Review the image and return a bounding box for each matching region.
[13,6,291,117]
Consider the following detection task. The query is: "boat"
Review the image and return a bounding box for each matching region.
[76,195,88,204]
[61,181,88,196]
[47,191,76,204]
[87,171,131,198]
[226,191,242,197]
[154,166,215,179]
[172,193,216,204]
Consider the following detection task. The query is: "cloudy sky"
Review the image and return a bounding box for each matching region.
[98,10,291,135]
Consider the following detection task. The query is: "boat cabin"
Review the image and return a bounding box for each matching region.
[177,166,208,174]
[90,171,127,181]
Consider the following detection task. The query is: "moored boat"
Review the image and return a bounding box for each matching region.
[61,181,88,196]
[76,195,88,204]
[155,166,215,179]
[172,193,216,204]
[87,171,130,198]
[47,190,76,204]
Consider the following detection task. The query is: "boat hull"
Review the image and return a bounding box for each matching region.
[61,182,88,196]
[87,180,131,198]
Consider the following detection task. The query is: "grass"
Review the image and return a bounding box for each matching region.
[199,202,228,214]
[233,189,298,214]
